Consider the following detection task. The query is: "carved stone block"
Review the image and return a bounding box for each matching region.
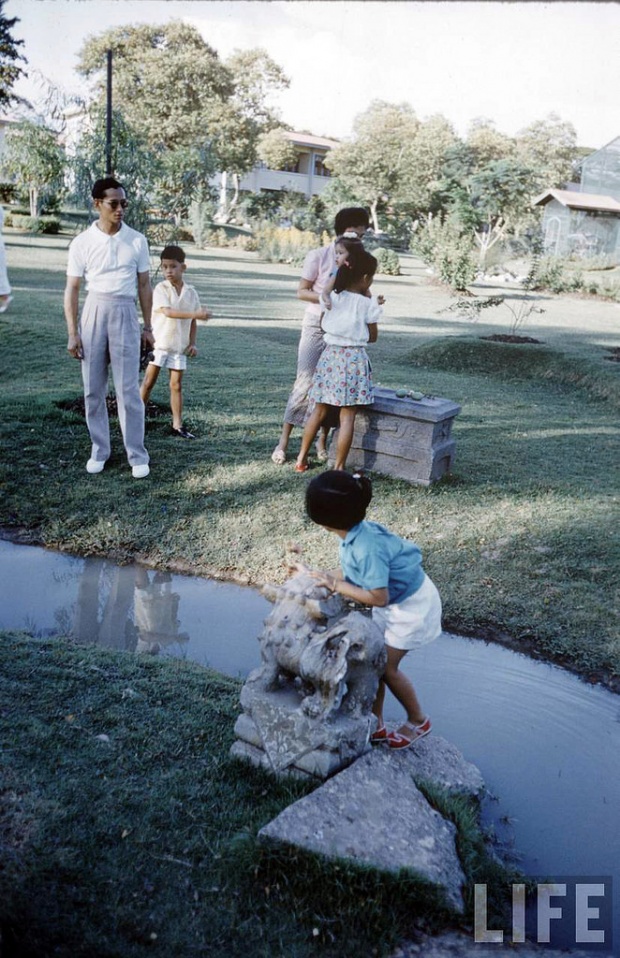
[329,387,461,486]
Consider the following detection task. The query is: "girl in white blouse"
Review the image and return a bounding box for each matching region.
[294,248,381,473]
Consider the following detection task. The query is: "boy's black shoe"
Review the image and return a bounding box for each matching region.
[172,426,196,440]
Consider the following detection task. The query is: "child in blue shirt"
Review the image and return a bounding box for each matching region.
[297,470,442,748]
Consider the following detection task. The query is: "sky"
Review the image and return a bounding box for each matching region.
[7,0,620,150]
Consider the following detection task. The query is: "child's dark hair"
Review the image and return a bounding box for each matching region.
[333,249,377,294]
[92,177,124,199]
[160,245,185,263]
[335,235,364,260]
[334,207,369,236]
[306,470,373,530]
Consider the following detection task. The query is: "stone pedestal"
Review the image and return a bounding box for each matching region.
[329,387,461,486]
[231,686,373,780]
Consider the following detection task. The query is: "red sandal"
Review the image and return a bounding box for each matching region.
[370,725,389,745]
[387,717,432,750]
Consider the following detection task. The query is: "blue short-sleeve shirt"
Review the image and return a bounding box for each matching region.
[339,520,425,604]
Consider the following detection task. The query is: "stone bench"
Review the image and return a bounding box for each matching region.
[329,386,461,486]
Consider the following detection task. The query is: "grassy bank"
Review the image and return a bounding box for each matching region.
[0,634,513,958]
[1,233,618,686]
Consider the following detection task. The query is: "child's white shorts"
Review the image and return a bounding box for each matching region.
[372,574,442,651]
[151,348,187,371]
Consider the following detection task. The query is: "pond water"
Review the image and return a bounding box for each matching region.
[1,538,618,953]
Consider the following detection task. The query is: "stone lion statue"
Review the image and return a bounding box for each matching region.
[245,571,386,720]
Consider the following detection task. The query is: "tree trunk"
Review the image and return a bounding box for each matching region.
[229,172,240,216]
[474,218,505,269]
[215,171,241,224]
[370,199,380,233]
[215,171,228,223]
[29,186,39,218]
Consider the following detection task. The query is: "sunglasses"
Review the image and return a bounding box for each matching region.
[101,199,129,210]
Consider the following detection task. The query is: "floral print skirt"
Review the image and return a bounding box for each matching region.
[309,344,374,407]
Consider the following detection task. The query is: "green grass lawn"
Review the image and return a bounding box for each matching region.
[0,634,514,958]
[1,231,618,956]
[2,232,618,685]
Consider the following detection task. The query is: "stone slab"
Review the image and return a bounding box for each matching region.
[391,734,485,796]
[259,746,467,912]
[328,387,461,486]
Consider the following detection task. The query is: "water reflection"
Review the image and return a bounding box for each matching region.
[0,539,269,675]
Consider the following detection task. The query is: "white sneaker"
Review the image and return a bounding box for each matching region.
[86,458,106,474]
[132,463,150,479]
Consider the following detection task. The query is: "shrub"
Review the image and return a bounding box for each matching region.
[254,225,320,266]
[526,257,570,293]
[411,214,476,291]
[8,214,60,234]
[189,200,214,248]
[231,233,258,252]
[372,246,401,275]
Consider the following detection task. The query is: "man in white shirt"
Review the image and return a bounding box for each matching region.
[64,177,154,478]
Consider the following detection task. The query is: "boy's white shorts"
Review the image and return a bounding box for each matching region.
[151,349,187,371]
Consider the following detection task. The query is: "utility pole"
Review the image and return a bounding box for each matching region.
[105,49,113,176]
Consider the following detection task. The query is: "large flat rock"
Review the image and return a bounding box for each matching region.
[259,744,469,912]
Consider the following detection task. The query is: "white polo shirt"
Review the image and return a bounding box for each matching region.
[152,280,201,354]
[66,222,151,297]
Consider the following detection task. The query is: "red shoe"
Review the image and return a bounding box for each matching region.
[294,462,309,473]
[370,725,389,745]
[387,717,432,750]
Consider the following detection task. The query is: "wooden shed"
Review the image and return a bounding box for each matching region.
[532,188,620,258]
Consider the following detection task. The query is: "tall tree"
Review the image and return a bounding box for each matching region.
[325,101,420,231]
[1,120,65,215]
[394,113,459,215]
[76,27,288,222]
[70,106,160,233]
[76,22,233,150]
[0,0,26,110]
[466,118,515,167]
[515,113,579,193]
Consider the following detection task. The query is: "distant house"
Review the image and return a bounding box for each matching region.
[214,131,338,204]
[533,136,620,259]
[60,111,337,209]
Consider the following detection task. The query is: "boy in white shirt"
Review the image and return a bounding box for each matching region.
[140,246,211,439]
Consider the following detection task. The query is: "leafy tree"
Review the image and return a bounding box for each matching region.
[325,101,420,231]
[466,118,515,167]
[515,113,579,193]
[1,120,65,216]
[76,22,233,151]
[394,113,459,215]
[76,27,288,223]
[326,103,459,231]
[70,106,158,234]
[256,128,298,171]
[469,158,534,228]
[0,0,26,110]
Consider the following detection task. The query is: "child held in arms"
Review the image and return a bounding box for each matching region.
[141,245,211,439]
